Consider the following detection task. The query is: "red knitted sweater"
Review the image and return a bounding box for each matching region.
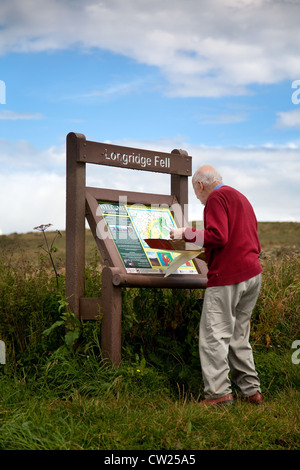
[184,185,262,287]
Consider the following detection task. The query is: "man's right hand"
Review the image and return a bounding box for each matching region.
[170,227,186,239]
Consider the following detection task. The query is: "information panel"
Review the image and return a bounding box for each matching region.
[98,202,197,275]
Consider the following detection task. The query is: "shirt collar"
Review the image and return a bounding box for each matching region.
[213,183,224,191]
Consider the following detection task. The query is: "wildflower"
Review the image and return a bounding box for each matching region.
[33,223,60,289]
[136,369,141,373]
[33,223,52,232]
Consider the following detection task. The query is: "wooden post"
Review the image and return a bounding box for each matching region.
[66,132,86,319]
[171,149,189,227]
[100,267,122,366]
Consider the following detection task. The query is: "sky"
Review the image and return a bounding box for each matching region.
[0,0,300,235]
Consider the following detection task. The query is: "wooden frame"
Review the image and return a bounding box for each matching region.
[66,132,207,365]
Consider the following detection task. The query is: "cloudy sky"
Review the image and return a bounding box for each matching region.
[0,0,300,235]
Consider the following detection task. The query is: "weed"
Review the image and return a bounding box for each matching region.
[33,224,62,289]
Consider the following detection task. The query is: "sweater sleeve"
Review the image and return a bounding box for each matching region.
[184,227,204,246]
[203,196,229,248]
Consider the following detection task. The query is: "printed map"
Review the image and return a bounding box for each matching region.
[98,202,197,275]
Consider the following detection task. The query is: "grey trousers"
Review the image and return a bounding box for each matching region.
[199,273,262,399]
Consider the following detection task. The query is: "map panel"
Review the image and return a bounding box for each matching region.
[98,202,197,275]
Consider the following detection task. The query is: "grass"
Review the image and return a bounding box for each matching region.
[257,222,300,253]
[0,221,299,264]
[0,356,299,451]
[0,352,299,451]
[0,223,299,451]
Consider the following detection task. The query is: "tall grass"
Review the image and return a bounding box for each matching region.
[252,253,300,349]
[0,373,298,450]
[0,243,299,383]
[0,251,62,368]
[0,234,299,450]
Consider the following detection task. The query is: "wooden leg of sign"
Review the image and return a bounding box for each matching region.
[66,132,86,319]
[100,267,122,367]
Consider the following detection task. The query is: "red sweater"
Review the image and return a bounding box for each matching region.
[185,185,262,287]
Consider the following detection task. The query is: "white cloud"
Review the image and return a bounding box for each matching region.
[110,136,300,221]
[187,143,300,222]
[0,138,299,234]
[276,109,300,128]
[0,171,66,235]
[58,78,151,102]
[0,0,300,97]
[196,113,247,125]
[0,110,43,120]
[0,139,65,170]
[87,136,300,222]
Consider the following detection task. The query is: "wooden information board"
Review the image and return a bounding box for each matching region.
[66,132,207,365]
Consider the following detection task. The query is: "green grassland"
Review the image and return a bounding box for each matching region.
[1,221,299,263]
[0,222,299,451]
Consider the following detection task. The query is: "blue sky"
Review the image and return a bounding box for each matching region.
[0,0,300,234]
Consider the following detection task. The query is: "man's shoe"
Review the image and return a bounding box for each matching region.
[199,393,234,406]
[243,391,264,404]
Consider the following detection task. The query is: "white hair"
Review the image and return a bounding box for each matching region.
[192,167,223,187]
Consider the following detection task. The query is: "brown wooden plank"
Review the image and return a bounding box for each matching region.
[78,139,192,176]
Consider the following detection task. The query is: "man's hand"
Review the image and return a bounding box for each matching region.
[170,227,186,239]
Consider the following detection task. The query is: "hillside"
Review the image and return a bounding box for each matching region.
[0,222,299,265]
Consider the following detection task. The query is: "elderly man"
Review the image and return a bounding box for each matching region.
[170,165,263,406]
